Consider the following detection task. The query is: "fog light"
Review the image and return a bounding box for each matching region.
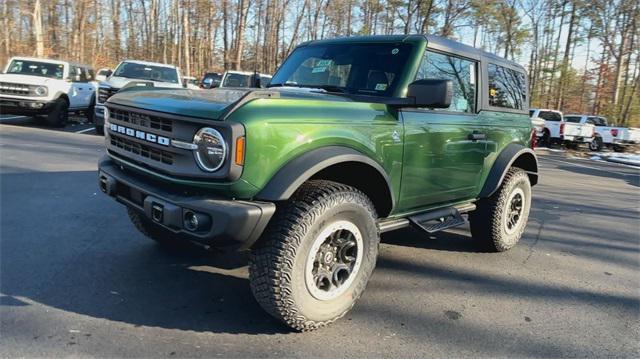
[183,211,211,232]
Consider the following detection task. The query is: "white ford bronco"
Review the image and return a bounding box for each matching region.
[94,60,184,135]
[0,57,97,126]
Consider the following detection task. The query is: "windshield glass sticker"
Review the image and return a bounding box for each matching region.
[375,83,387,91]
[316,59,332,67]
[312,66,327,73]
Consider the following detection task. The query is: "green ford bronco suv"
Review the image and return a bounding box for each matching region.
[98,35,537,331]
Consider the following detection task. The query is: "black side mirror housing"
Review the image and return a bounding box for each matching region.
[407,79,453,108]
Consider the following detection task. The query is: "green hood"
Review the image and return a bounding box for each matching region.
[108,88,251,120]
[107,87,362,120]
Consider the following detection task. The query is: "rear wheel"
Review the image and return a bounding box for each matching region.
[249,180,379,331]
[589,136,603,152]
[85,96,95,123]
[95,123,104,135]
[540,129,551,147]
[45,98,68,127]
[469,168,531,252]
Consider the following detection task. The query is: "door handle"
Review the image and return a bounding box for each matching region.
[468,132,486,141]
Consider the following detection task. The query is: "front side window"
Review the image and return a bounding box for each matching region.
[270,43,413,96]
[6,60,65,79]
[488,63,527,110]
[416,51,476,113]
[113,62,179,83]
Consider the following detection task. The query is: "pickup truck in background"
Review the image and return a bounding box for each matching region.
[565,114,640,152]
[94,60,184,135]
[529,108,594,148]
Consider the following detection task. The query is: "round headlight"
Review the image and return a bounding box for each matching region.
[34,86,47,96]
[193,127,226,172]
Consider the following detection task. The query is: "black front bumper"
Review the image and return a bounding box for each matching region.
[0,97,55,115]
[98,156,275,250]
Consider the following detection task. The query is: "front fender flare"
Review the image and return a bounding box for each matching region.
[255,146,394,205]
[479,144,538,198]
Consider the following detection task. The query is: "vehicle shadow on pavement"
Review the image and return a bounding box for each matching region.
[0,171,289,335]
[553,163,640,187]
[381,225,487,253]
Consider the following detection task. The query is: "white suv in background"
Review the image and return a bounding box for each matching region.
[94,60,184,135]
[0,57,97,126]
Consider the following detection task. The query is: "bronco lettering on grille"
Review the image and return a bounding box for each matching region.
[109,123,171,146]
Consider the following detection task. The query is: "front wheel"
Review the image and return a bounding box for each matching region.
[45,98,68,127]
[249,180,379,331]
[469,168,532,252]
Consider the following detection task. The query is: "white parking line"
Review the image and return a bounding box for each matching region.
[74,127,95,134]
[540,156,640,177]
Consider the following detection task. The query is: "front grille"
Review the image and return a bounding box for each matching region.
[110,134,174,165]
[110,108,173,132]
[98,87,119,103]
[0,82,29,95]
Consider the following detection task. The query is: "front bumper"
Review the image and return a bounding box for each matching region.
[98,156,275,250]
[0,96,55,115]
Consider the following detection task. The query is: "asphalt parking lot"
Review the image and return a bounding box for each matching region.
[1,118,639,357]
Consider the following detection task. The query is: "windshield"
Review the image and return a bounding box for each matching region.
[223,73,252,87]
[113,62,179,83]
[6,59,65,79]
[269,42,413,96]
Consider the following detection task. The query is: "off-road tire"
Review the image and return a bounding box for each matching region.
[45,98,68,127]
[95,123,104,135]
[127,207,184,247]
[249,180,379,331]
[540,129,551,147]
[469,168,531,252]
[589,136,603,152]
[85,96,95,123]
[613,145,626,153]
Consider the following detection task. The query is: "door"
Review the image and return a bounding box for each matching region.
[68,66,84,108]
[399,50,487,210]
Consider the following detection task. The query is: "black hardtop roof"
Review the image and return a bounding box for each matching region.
[299,34,525,72]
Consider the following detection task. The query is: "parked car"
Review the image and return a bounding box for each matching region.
[0,56,96,126]
[98,35,538,331]
[95,68,113,82]
[564,114,640,152]
[182,76,200,90]
[94,60,183,135]
[529,108,594,147]
[205,70,272,88]
[200,72,222,88]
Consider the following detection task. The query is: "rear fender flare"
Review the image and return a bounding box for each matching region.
[479,144,538,198]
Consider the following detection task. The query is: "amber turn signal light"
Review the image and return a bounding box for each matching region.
[235,137,245,165]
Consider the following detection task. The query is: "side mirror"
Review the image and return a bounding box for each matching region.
[407,79,452,108]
